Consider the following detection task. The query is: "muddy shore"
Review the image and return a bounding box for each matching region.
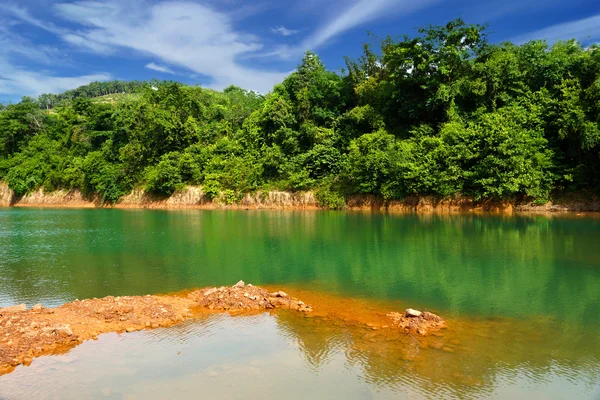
[2,182,599,213]
[0,282,444,376]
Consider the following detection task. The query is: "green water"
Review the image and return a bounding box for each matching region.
[1,208,600,399]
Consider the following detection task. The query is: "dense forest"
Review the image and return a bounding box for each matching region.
[1,19,599,207]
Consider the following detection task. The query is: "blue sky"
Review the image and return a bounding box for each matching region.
[1,0,600,102]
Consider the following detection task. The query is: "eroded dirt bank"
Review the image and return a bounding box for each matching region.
[2,182,599,212]
[0,282,444,376]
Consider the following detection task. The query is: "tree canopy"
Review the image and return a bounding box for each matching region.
[1,19,599,207]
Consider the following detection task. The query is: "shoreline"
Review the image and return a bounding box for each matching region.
[1,183,599,214]
[0,283,445,377]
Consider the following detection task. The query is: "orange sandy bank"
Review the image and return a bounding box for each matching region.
[0,282,444,376]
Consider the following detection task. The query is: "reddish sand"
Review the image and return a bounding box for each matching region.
[0,282,444,376]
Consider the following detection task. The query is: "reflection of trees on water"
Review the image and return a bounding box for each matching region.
[275,311,600,398]
[1,210,599,326]
[275,311,348,369]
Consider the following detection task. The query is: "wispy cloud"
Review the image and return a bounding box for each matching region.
[271,26,298,37]
[512,14,600,44]
[145,62,176,75]
[0,67,111,98]
[303,0,440,49]
[0,15,110,97]
[49,1,288,92]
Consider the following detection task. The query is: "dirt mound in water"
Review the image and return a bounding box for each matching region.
[1,283,445,377]
[188,281,313,312]
[387,308,446,335]
[0,295,194,375]
[0,282,312,375]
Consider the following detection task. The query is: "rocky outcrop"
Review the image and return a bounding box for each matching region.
[0,182,13,207]
[11,188,96,208]
[188,281,313,312]
[387,309,446,336]
[117,188,319,210]
[117,186,209,209]
[240,191,318,209]
[1,181,598,212]
[347,194,514,213]
[347,193,600,213]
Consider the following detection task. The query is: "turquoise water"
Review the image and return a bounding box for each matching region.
[0,208,599,399]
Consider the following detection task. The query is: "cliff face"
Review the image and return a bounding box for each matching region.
[346,194,515,212]
[0,182,598,213]
[0,182,13,207]
[11,188,96,208]
[1,184,320,210]
[116,187,319,210]
[346,193,600,213]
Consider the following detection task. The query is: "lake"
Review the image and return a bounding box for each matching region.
[0,208,599,399]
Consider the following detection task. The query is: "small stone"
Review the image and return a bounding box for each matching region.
[125,327,135,333]
[31,304,43,311]
[145,321,151,327]
[203,288,218,297]
[233,280,245,288]
[406,308,422,318]
[43,324,73,336]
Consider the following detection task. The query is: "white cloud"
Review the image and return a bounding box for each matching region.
[50,1,288,92]
[271,26,298,37]
[0,60,111,97]
[0,18,110,97]
[145,62,176,75]
[0,0,442,96]
[303,0,440,49]
[512,14,600,44]
[62,33,115,53]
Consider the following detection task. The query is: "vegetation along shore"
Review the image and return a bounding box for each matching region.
[1,19,599,210]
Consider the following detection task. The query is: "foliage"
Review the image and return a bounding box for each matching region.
[1,20,599,207]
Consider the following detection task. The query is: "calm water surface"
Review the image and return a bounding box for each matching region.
[0,208,599,399]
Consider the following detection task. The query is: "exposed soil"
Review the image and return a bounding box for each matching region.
[188,282,313,312]
[386,309,446,335]
[0,281,444,376]
[2,181,599,213]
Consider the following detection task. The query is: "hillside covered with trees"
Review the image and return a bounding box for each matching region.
[1,19,599,207]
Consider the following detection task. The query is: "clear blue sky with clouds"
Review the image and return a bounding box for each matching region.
[1,0,600,102]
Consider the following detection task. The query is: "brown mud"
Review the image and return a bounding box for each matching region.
[2,182,599,213]
[0,282,444,376]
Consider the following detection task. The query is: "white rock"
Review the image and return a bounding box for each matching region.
[406,308,422,318]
